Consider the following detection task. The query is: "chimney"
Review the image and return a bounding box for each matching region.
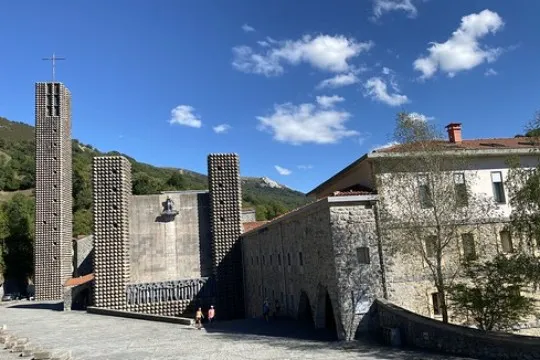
[445,123,462,143]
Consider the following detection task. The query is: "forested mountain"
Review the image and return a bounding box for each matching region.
[0,116,310,236]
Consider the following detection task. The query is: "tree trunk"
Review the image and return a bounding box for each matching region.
[436,263,448,323]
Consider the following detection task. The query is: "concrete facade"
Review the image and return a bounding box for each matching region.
[208,154,244,319]
[129,191,212,283]
[34,82,73,300]
[92,156,132,310]
[242,195,383,340]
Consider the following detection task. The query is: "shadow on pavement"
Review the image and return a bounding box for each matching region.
[6,301,63,311]
[202,318,475,360]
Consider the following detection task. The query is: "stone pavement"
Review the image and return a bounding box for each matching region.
[0,302,475,360]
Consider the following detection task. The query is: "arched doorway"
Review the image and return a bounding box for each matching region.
[297,291,314,327]
[315,285,338,340]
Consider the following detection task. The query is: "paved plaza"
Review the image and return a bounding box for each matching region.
[0,302,473,360]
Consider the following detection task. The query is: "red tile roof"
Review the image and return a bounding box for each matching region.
[64,273,94,287]
[375,137,540,153]
[243,221,268,233]
[330,190,374,196]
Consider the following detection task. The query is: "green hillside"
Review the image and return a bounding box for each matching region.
[0,116,310,236]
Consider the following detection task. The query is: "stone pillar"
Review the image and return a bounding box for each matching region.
[34,82,73,300]
[207,154,244,319]
[92,156,131,310]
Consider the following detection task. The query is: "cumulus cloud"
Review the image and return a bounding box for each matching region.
[413,9,504,79]
[232,34,373,76]
[316,95,345,108]
[213,124,231,134]
[242,24,255,32]
[372,0,418,20]
[408,112,434,122]
[364,77,409,107]
[297,164,313,170]
[484,68,498,76]
[317,72,360,89]
[275,165,292,176]
[257,101,358,145]
[169,105,202,128]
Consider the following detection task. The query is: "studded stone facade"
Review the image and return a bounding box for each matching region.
[92,156,131,310]
[207,154,244,319]
[34,82,73,300]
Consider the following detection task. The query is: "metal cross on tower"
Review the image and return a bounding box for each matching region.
[42,53,66,82]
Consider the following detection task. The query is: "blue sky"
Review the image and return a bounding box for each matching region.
[0,1,539,193]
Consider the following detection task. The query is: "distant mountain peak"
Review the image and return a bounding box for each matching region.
[260,176,284,189]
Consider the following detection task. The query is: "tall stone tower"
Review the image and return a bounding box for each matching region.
[207,154,244,319]
[34,82,73,300]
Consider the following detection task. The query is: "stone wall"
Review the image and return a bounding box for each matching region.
[34,82,73,300]
[129,192,212,283]
[241,209,256,223]
[242,196,382,340]
[371,299,540,360]
[329,203,383,339]
[74,235,93,277]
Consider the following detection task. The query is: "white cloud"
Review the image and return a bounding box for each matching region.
[414,9,504,79]
[364,77,409,107]
[297,164,313,170]
[372,0,418,20]
[484,68,498,76]
[232,35,373,76]
[382,66,392,75]
[316,95,345,108]
[241,24,255,32]
[408,112,433,122]
[257,102,358,145]
[275,165,292,176]
[371,141,400,152]
[169,105,202,128]
[213,124,231,134]
[317,72,359,89]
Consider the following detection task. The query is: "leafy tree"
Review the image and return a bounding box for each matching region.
[132,172,163,195]
[375,113,497,323]
[73,209,93,237]
[166,172,187,190]
[448,254,540,331]
[1,194,34,282]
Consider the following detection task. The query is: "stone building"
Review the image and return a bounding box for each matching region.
[242,122,540,340]
[34,82,73,300]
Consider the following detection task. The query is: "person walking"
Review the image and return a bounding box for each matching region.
[208,305,215,324]
[195,307,204,330]
[263,299,270,322]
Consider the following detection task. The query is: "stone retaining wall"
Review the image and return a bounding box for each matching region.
[372,299,540,360]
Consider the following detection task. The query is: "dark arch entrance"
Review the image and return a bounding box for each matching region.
[297,291,315,327]
[315,285,338,340]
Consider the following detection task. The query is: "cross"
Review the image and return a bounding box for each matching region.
[42,53,66,82]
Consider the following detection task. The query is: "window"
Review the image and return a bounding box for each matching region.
[509,286,521,297]
[278,254,282,266]
[424,235,437,258]
[462,233,477,260]
[454,173,468,207]
[418,175,433,208]
[251,256,253,265]
[431,292,443,316]
[262,255,265,265]
[500,230,513,253]
[287,253,291,266]
[270,254,273,265]
[491,171,506,203]
[356,247,370,264]
[298,252,303,266]
[256,256,259,265]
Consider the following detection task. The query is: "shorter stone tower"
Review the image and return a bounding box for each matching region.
[92,156,132,310]
[207,153,244,318]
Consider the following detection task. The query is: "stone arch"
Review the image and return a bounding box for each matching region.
[315,284,338,339]
[297,290,314,327]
